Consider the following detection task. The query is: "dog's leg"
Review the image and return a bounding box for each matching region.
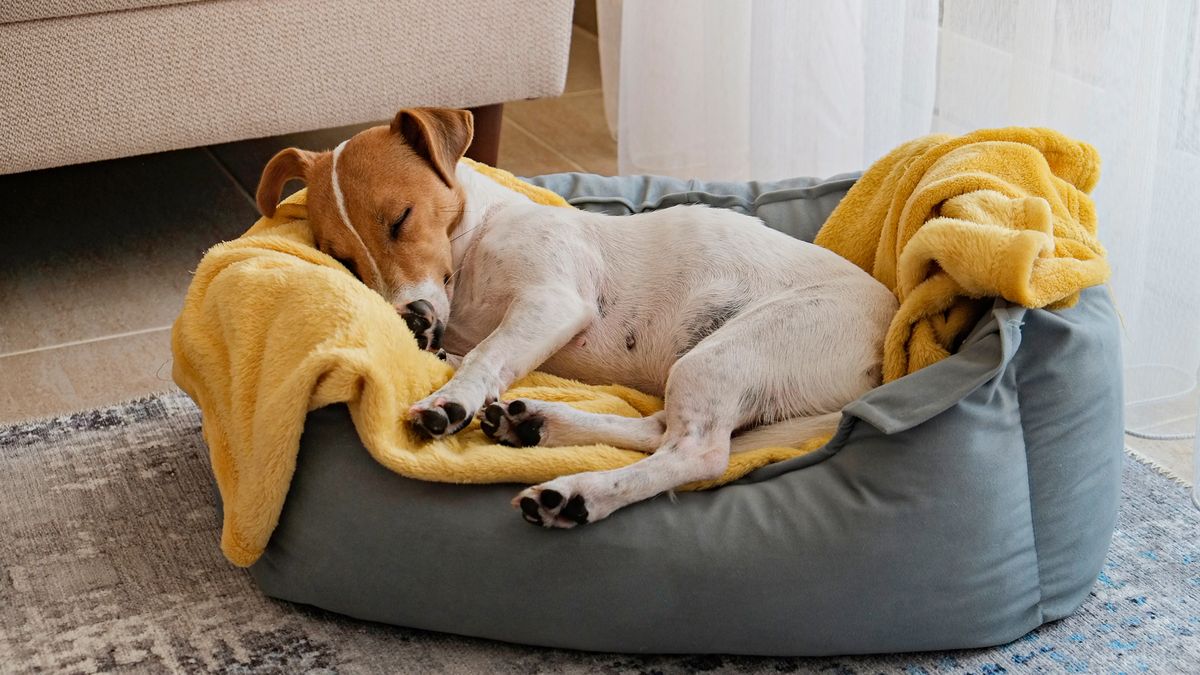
[409,287,593,437]
[513,413,734,528]
[482,400,665,450]
[512,286,888,527]
[512,340,744,527]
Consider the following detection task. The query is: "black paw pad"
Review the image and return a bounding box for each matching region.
[539,489,563,509]
[561,495,589,524]
[507,399,527,415]
[484,403,504,426]
[443,401,466,425]
[514,419,542,446]
[481,419,498,437]
[417,408,447,435]
[519,497,543,525]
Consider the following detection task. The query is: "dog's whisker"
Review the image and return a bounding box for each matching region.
[449,223,481,243]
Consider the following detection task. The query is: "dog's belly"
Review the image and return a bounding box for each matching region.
[443,299,681,396]
[539,311,683,396]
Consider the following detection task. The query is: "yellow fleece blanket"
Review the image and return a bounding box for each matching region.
[175,132,1108,567]
[814,127,1109,381]
[173,162,826,567]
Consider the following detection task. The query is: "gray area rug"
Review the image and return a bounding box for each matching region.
[2,392,1198,674]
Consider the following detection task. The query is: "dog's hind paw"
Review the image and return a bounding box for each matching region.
[480,399,544,447]
[513,485,589,528]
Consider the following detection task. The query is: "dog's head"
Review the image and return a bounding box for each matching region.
[255,107,474,352]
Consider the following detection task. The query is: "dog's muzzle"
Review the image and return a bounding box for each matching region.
[400,300,447,360]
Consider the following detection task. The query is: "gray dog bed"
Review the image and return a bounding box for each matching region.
[245,172,1124,656]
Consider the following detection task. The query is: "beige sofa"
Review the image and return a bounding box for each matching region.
[0,0,573,174]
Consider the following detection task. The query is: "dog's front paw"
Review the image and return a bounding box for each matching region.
[480,399,544,446]
[512,484,590,528]
[408,395,473,439]
[400,300,445,355]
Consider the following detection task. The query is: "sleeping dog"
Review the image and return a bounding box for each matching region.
[255,107,897,528]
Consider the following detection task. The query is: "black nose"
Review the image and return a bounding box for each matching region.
[402,300,435,334]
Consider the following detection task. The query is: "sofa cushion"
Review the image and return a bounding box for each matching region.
[0,0,198,25]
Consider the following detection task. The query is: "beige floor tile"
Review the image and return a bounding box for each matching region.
[0,150,259,355]
[506,92,617,175]
[496,119,583,177]
[0,328,176,424]
[565,25,603,94]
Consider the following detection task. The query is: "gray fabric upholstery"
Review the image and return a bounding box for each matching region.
[246,172,1123,656]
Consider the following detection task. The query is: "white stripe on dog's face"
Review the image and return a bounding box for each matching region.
[330,141,353,229]
[329,139,386,292]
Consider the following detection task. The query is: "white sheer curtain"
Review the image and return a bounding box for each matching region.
[598,0,939,179]
[600,0,1200,435]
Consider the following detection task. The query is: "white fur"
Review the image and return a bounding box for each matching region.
[407,161,898,527]
[391,277,450,332]
[329,140,353,230]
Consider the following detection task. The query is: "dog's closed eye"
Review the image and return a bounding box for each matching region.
[390,207,411,241]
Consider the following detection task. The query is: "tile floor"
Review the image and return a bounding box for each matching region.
[0,25,611,425]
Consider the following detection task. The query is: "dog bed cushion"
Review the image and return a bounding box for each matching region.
[243,171,1124,656]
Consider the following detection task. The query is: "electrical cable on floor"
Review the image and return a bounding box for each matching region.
[1124,428,1196,441]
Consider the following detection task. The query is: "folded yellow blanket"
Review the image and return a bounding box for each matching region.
[172,164,825,567]
[814,127,1109,381]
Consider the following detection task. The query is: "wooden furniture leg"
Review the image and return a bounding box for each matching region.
[465,103,504,166]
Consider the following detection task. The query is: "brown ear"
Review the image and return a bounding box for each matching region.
[391,108,474,187]
[256,148,314,217]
